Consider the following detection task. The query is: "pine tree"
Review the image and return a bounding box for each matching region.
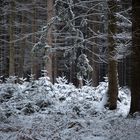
[130,0,140,114]
[18,11,25,78]
[88,2,100,87]
[106,0,118,110]
[31,2,38,79]
[9,0,15,76]
[46,0,54,82]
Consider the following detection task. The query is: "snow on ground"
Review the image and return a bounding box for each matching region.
[0,77,140,140]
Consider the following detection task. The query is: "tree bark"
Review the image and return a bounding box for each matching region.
[130,0,140,114]
[88,3,99,87]
[46,0,54,82]
[92,46,99,87]
[18,11,25,78]
[31,2,40,80]
[9,0,15,76]
[107,0,118,110]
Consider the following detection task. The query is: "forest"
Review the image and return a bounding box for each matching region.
[0,0,140,139]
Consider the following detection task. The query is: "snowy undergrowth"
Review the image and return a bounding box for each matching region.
[0,77,139,140]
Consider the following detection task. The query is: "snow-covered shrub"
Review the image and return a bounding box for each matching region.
[56,76,68,84]
[5,76,17,83]
[36,99,52,109]
[77,54,93,80]
[0,91,13,103]
[54,76,75,98]
[0,108,7,122]
[22,103,39,115]
[0,76,135,140]
[0,83,20,103]
[18,77,27,84]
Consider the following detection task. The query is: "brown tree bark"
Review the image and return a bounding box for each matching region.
[88,4,99,87]
[130,0,140,114]
[31,2,40,80]
[92,46,99,87]
[46,0,54,82]
[107,0,118,110]
[9,0,15,76]
[18,11,26,78]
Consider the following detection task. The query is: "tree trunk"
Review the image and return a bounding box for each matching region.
[130,0,140,114]
[31,2,39,80]
[78,77,83,88]
[46,0,54,82]
[0,10,3,76]
[92,46,99,87]
[18,11,25,78]
[9,0,15,76]
[88,3,99,87]
[107,0,118,110]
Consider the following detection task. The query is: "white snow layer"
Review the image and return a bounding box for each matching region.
[0,78,140,140]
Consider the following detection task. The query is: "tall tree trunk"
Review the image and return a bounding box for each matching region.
[0,10,2,76]
[18,11,25,78]
[52,7,57,83]
[91,12,99,87]
[9,0,15,76]
[46,0,54,82]
[31,2,39,80]
[130,0,140,114]
[88,3,99,87]
[107,0,118,110]
[92,46,99,87]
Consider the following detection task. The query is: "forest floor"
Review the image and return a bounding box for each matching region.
[0,77,140,140]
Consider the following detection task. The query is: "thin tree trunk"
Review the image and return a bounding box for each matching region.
[31,2,39,80]
[46,0,54,82]
[52,8,57,83]
[0,12,2,76]
[9,0,15,76]
[92,46,99,87]
[130,0,140,114]
[107,0,118,110]
[88,3,99,87]
[78,77,83,88]
[18,11,25,78]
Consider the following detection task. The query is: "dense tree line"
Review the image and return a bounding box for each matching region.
[0,0,48,79]
[1,0,140,114]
